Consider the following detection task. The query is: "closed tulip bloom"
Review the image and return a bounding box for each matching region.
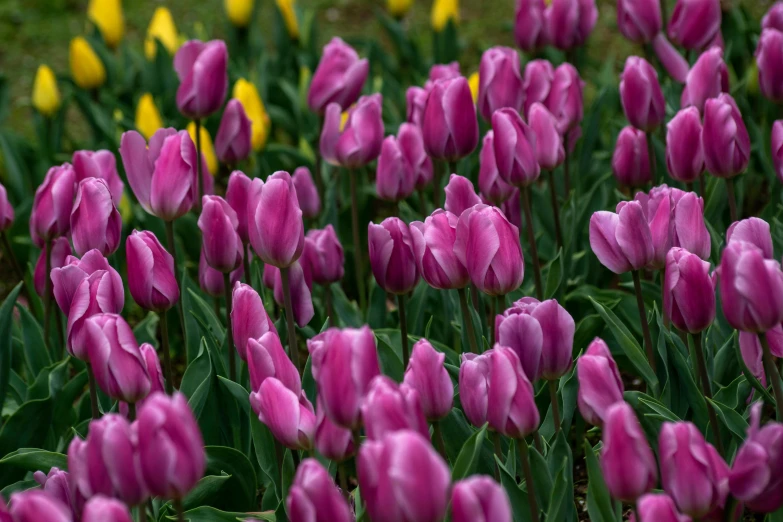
[126,230,179,311]
[362,376,429,440]
[410,210,469,290]
[528,103,564,170]
[376,136,416,202]
[577,338,624,426]
[431,0,459,31]
[7,491,72,522]
[32,64,61,117]
[546,63,584,133]
[65,269,125,360]
[135,94,163,141]
[757,29,783,103]
[522,59,554,117]
[81,497,132,522]
[138,392,205,499]
[774,121,783,183]
[652,33,691,83]
[611,127,651,187]
[514,0,547,51]
[406,87,428,129]
[666,108,705,182]
[215,99,252,164]
[477,46,524,121]
[225,0,254,27]
[198,196,243,273]
[726,217,774,259]
[422,77,479,161]
[72,150,124,205]
[681,47,729,112]
[500,188,523,233]
[427,62,461,87]
[635,494,693,522]
[454,204,524,296]
[764,2,783,31]
[739,326,783,386]
[478,132,514,205]
[403,339,454,421]
[304,226,344,284]
[88,0,124,48]
[200,251,231,297]
[387,0,413,17]
[492,108,540,187]
[33,468,83,519]
[174,40,228,119]
[451,476,512,522]
[668,0,721,50]
[70,179,122,256]
[359,430,450,522]
[69,37,106,90]
[600,402,658,502]
[617,0,662,43]
[664,248,715,333]
[620,57,665,131]
[247,172,305,268]
[396,123,433,190]
[276,0,299,39]
[231,283,277,361]
[546,0,598,50]
[321,94,384,168]
[30,163,76,247]
[444,174,481,217]
[590,200,654,273]
[287,459,353,522]
[225,172,251,245]
[247,332,299,394]
[51,249,117,312]
[34,237,71,297]
[233,79,271,151]
[315,398,354,461]
[368,218,419,295]
[144,7,179,59]
[719,240,783,332]
[308,38,369,113]
[270,260,314,327]
[251,377,316,450]
[120,343,165,415]
[292,167,321,219]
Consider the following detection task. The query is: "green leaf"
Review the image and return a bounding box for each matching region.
[527,447,552,513]
[706,398,749,442]
[584,441,616,522]
[15,303,51,377]
[495,455,533,522]
[281,450,295,508]
[451,423,487,480]
[0,284,23,416]
[176,506,275,521]
[545,248,564,299]
[204,446,258,512]
[0,449,67,478]
[251,413,280,496]
[182,473,232,511]
[546,457,570,522]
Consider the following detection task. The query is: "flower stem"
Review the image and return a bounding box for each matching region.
[547,170,564,251]
[164,219,187,351]
[521,187,543,300]
[691,331,724,455]
[43,239,52,355]
[160,311,173,394]
[280,266,301,375]
[223,273,236,382]
[348,168,366,311]
[432,420,447,460]
[548,379,561,434]
[491,431,502,481]
[173,498,185,522]
[645,131,658,186]
[632,270,656,374]
[87,363,100,419]
[242,244,252,285]
[457,288,479,353]
[1,231,23,284]
[725,177,738,222]
[563,135,571,197]
[699,173,707,202]
[338,461,349,499]
[128,402,137,422]
[325,284,334,327]
[195,119,203,209]
[398,293,409,368]
[760,332,783,421]
[432,162,442,209]
[138,504,148,522]
[517,438,540,522]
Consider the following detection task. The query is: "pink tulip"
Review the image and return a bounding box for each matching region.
[398,123,433,190]
[247,332,299,394]
[546,63,584,133]
[226,170,252,244]
[545,0,598,50]
[528,102,564,170]
[65,269,125,361]
[315,398,354,461]
[426,62,461,88]
[361,375,429,440]
[664,248,715,333]
[406,86,428,129]
[492,108,540,187]
[292,167,321,219]
[444,174,481,217]
[81,497,132,522]
[774,121,783,183]
[479,131,514,205]
[321,94,384,168]
[376,135,416,202]
[739,326,783,386]
[652,33,691,83]
[617,0,662,43]
[51,249,119,316]
[620,56,665,132]
[410,210,469,290]
[33,468,83,519]
[499,188,523,231]
[70,178,122,256]
[451,476,512,522]
[422,77,479,161]
[681,47,729,112]
[198,244,243,296]
[215,99,252,164]
[368,217,419,295]
[269,260,314,327]
[589,200,654,273]
[757,29,783,103]
[304,226,344,285]
[668,0,722,51]
[231,282,277,361]
[402,339,454,421]
[126,230,179,311]
[6,491,72,522]
[34,236,72,297]
[30,163,76,247]
[666,107,705,183]
[763,2,783,32]
[612,126,651,187]
[522,59,554,117]
[477,46,524,121]
[198,195,243,273]
[121,343,165,417]
[0,183,12,232]
[287,459,353,522]
[308,37,369,114]
[250,377,315,450]
[247,171,305,268]
[72,150,124,204]
[726,217,774,259]
[634,494,693,522]
[174,40,228,119]
[577,338,624,426]
[514,0,547,51]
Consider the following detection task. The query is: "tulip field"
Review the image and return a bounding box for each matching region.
[3,0,783,520]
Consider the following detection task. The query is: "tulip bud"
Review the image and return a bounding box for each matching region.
[410,210,469,291]
[247,332,299,394]
[72,150,124,205]
[144,7,179,59]
[522,59,554,117]
[368,218,420,295]
[269,260,314,327]
[528,103,564,170]
[126,230,179,311]
[30,163,76,247]
[65,269,125,361]
[664,248,715,333]
[308,37,369,113]
[478,131,514,205]
[34,237,72,298]
[138,392,205,498]
[681,47,729,112]
[134,93,164,141]
[546,0,598,50]
[321,95,384,168]
[600,402,658,502]
[223,175,250,248]
[69,37,106,90]
[251,377,316,450]
[33,468,83,519]
[477,46,524,121]
[514,0,547,51]
[231,283,277,361]
[376,136,416,202]
[292,167,321,219]
[276,0,299,40]
[590,200,654,273]
[620,57,665,131]
[70,179,122,257]
[225,0,254,27]
[120,343,165,416]
[454,204,524,296]
[773,120,783,185]
[198,196,243,273]
[611,127,651,187]
[247,172,305,268]
[362,376,429,440]
[451,476,513,522]
[757,29,783,104]
[406,86,428,128]
[359,430,450,522]
[7,491,72,522]
[88,0,124,48]
[577,338,624,426]
[287,459,353,522]
[617,0,662,43]
[764,2,783,31]
[32,65,61,117]
[492,108,540,187]
[403,339,454,421]
[546,63,584,133]
[668,0,721,50]
[422,77,479,161]
[726,217,774,259]
[666,108,705,183]
[304,226,344,285]
[397,123,433,190]
[315,397,354,461]
[174,40,228,119]
[739,326,783,386]
[499,188,523,231]
[215,99,252,164]
[232,79,270,151]
[387,0,413,18]
[81,497,132,522]
[431,0,459,31]
[652,33,691,83]
[51,249,119,314]
[444,174,481,217]
[634,494,692,522]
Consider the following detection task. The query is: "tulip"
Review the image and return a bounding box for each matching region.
[51,249,120,315]
[174,40,228,119]
[276,0,299,40]
[144,7,179,59]
[444,174,481,217]
[422,77,479,161]
[774,121,783,184]
[72,150,124,205]
[198,196,243,273]
[134,94,163,141]
[33,468,83,519]
[81,497,132,522]
[70,179,122,257]
[528,103,564,170]
[546,0,598,50]
[308,37,369,113]
[199,250,243,297]
[215,99,252,164]
[652,33,691,83]
[577,338,624,426]
[126,230,179,311]
[287,459,353,522]
[664,248,715,333]
[590,200,654,273]
[247,171,305,268]
[666,108,705,182]
[600,402,658,502]
[30,163,76,247]
[292,167,321,219]
[251,377,315,450]
[681,47,729,112]
[726,217,773,259]
[304,226,344,284]
[69,37,106,90]
[451,476,513,522]
[225,0,254,27]
[137,392,205,498]
[315,397,354,461]
[611,127,651,187]
[387,0,413,18]
[410,210,469,290]
[620,57,665,132]
[247,332,299,394]
[120,343,165,415]
[499,188,523,231]
[270,260,314,327]
[376,136,416,202]
[739,326,783,386]
[397,123,433,190]
[368,218,419,295]
[185,121,218,177]
[757,29,783,103]
[232,81,270,152]
[617,0,661,43]
[454,204,524,296]
[359,430,450,522]
[492,108,540,187]
[546,63,584,133]
[514,0,547,51]
[34,237,72,298]
[634,494,693,522]
[428,63,462,86]
[88,0,124,48]
[668,0,721,50]
[362,376,429,440]
[231,283,277,361]
[729,402,783,512]
[478,131,514,205]
[406,87,428,130]
[31,64,61,117]
[659,421,729,517]
[6,491,72,522]
[431,0,459,31]
[522,59,554,117]
[321,94,384,168]
[764,2,783,31]
[477,46,524,121]
[402,339,454,421]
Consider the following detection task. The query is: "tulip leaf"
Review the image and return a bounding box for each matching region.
[0,283,22,418]
[204,446,258,512]
[0,448,67,490]
[583,441,617,522]
[547,457,571,522]
[182,472,232,511]
[15,303,51,377]
[706,398,749,442]
[528,447,552,513]
[250,412,281,497]
[637,396,680,423]
[0,479,37,499]
[545,248,563,299]
[666,333,711,430]
[732,332,775,405]
[174,506,275,522]
[0,398,53,487]
[330,284,363,328]
[494,454,533,522]
[451,423,487,480]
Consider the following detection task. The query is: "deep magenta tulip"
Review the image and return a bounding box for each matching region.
[247,332,299,394]
[376,135,416,202]
[634,494,693,522]
[681,47,729,112]
[410,209,469,290]
[522,59,554,117]
[617,0,661,43]
[492,108,540,187]
[292,167,321,219]
[321,94,384,168]
[546,0,598,50]
[666,107,705,182]
[477,46,524,121]
[361,376,429,440]
[406,86,428,128]
[215,99,252,164]
[398,123,433,190]
[251,377,315,450]
[33,468,83,519]
[30,163,76,247]
[198,195,243,273]
[304,226,344,285]
[403,339,454,421]
[668,0,722,50]
[70,178,122,256]
[121,343,165,416]
[577,338,624,426]
[247,171,305,268]
[451,476,512,522]
[703,95,749,176]
[0,183,12,232]
[200,253,235,293]
[72,150,124,204]
[664,248,715,333]
[590,200,653,273]
[34,236,72,297]
[226,170,252,244]
[368,217,419,295]
[358,430,450,522]
[270,260,314,327]
[64,269,125,361]
[764,2,783,31]
[478,131,514,205]
[739,326,783,386]
[726,217,774,259]
[426,62,461,87]
[546,63,584,133]
[230,283,276,361]
[620,56,665,131]
[308,37,369,114]
[126,230,179,311]
[6,491,72,522]
[287,459,353,522]
[757,29,783,103]
[612,126,650,187]
[774,121,783,183]
[652,33,691,83]
[174,40,228,119]
[51,249,118,316]
[514,0,547,51]
[81,497,132,522]
[528,102,564,170]
[444,174,481,217]
[422,77,479,161]
[315,398,354,462]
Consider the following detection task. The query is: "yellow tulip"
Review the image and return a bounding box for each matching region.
[187,122,218,176]
[225,0,254,27]
[135,94,164,140]
[387,0,413,18]
[431,0,459,32]
[31,65,61,117]
[88,0,125,48]
[232,79,271,151]
[145,7,179,60]
[119,193,133,223]
[468,71,479,104]
[69,37,106,90]
[276,0,300,40]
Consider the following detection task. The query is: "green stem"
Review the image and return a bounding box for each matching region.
[398,293,409,368]
[548,379,561,434]
[457,288,479,353]
[87,363,100,419]
[128,402,137,422]
[699,173,707,203]
[726,177,738,222]
[280,266,301,374]
[563,134,571,197]
[448,160,457,177]
[547,170,564,251]
[692,331,724,455]
[164,219,187,351]
[325,284,334,327]
[521,187,543,300]
[632,271,656,374]
[348,169,367,311]
[491,431,502,481]
[160,312,173,394]
[223,273,236,382]
[195,119,203,209]
[517,438,540,522]
[43,239,52,354]
[432,420,447,460]
[1,231,23,284]
[138,503,148,522]
[760,332,783,421]
[173,498,185,522]
[338,461,349,499]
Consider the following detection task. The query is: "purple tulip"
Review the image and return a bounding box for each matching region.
[0,183,12,232]
[612,127,651,187]
[422,77,479,161]
[34,236,72,297]
[51,249,118,316]
[444,174,481,217]
[81,497,132,522]
[739,326,783,386]
[292,167,321,219]
[402,339,453,421]
[269,260,314,327]
[137,392,205,499]
[652,33,691,83]
[231,283,277,361]
[600,402,658,503]
[368,217,419,295]
[362,376,429,440]
[304,226,344,285]
[763,2,783,31]
[70,178,122,256]
[478,131,514,205]
[121,343,165,416]
[668,0,721,51]
[577,338,624,426]
[726,217,774,259]
[198,195,243,273]
[545,0,598,50]
[477,46,524,121]
[427,62,461,87]
[410,210,469,290]
[6,491,72,522]
[126,230,179,311]
[546,63,584,133]
[620,56,665,131]
[681,47,729,112]
[33,468,83,519]
[376,135,416,202]
[666,107,705,182]
[406,87,428,128]
[451,476,512,522]
[590,200,654,273]
[226,170,252,244]
[247,171,305,268]
[522,59,554,117]
[215,99,252,164]
[500,188,523,233]
[634,494,693,522]
[774,121,783,183]
[30,163,76,247]
[514,0,547,51]
[174,40,228,119]
[398,123,433,190]
[119,129,197,221]
[321,94,384,168]
[528,102,564,170]
[315,398,354,462]
[202,258,237,296]
[247,332,299,394]
[358,430,450,522]
[757,29,783,103]
[64,269,125,361]
[251,377,315,450]
[308,37,369,114]
[287,459,353,522]
[664,248,715,333]
[492,108,540,187]
[617,0,662,43]
[72,150,124,205]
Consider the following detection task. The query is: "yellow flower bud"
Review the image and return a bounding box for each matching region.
[87,0,125,48]
[276,0,300,40]
[31,65,61,117]
[69,37,107,90]
[225,0,255,27]
[468,71,479,104]
[387,0,413,18]
[431,0,459,32]
[145,7,179,60]
[187,122,218,176]
[119,193,133,223]
[135,94,164,140]
[232,78,271,151]
[746,60,759,96]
